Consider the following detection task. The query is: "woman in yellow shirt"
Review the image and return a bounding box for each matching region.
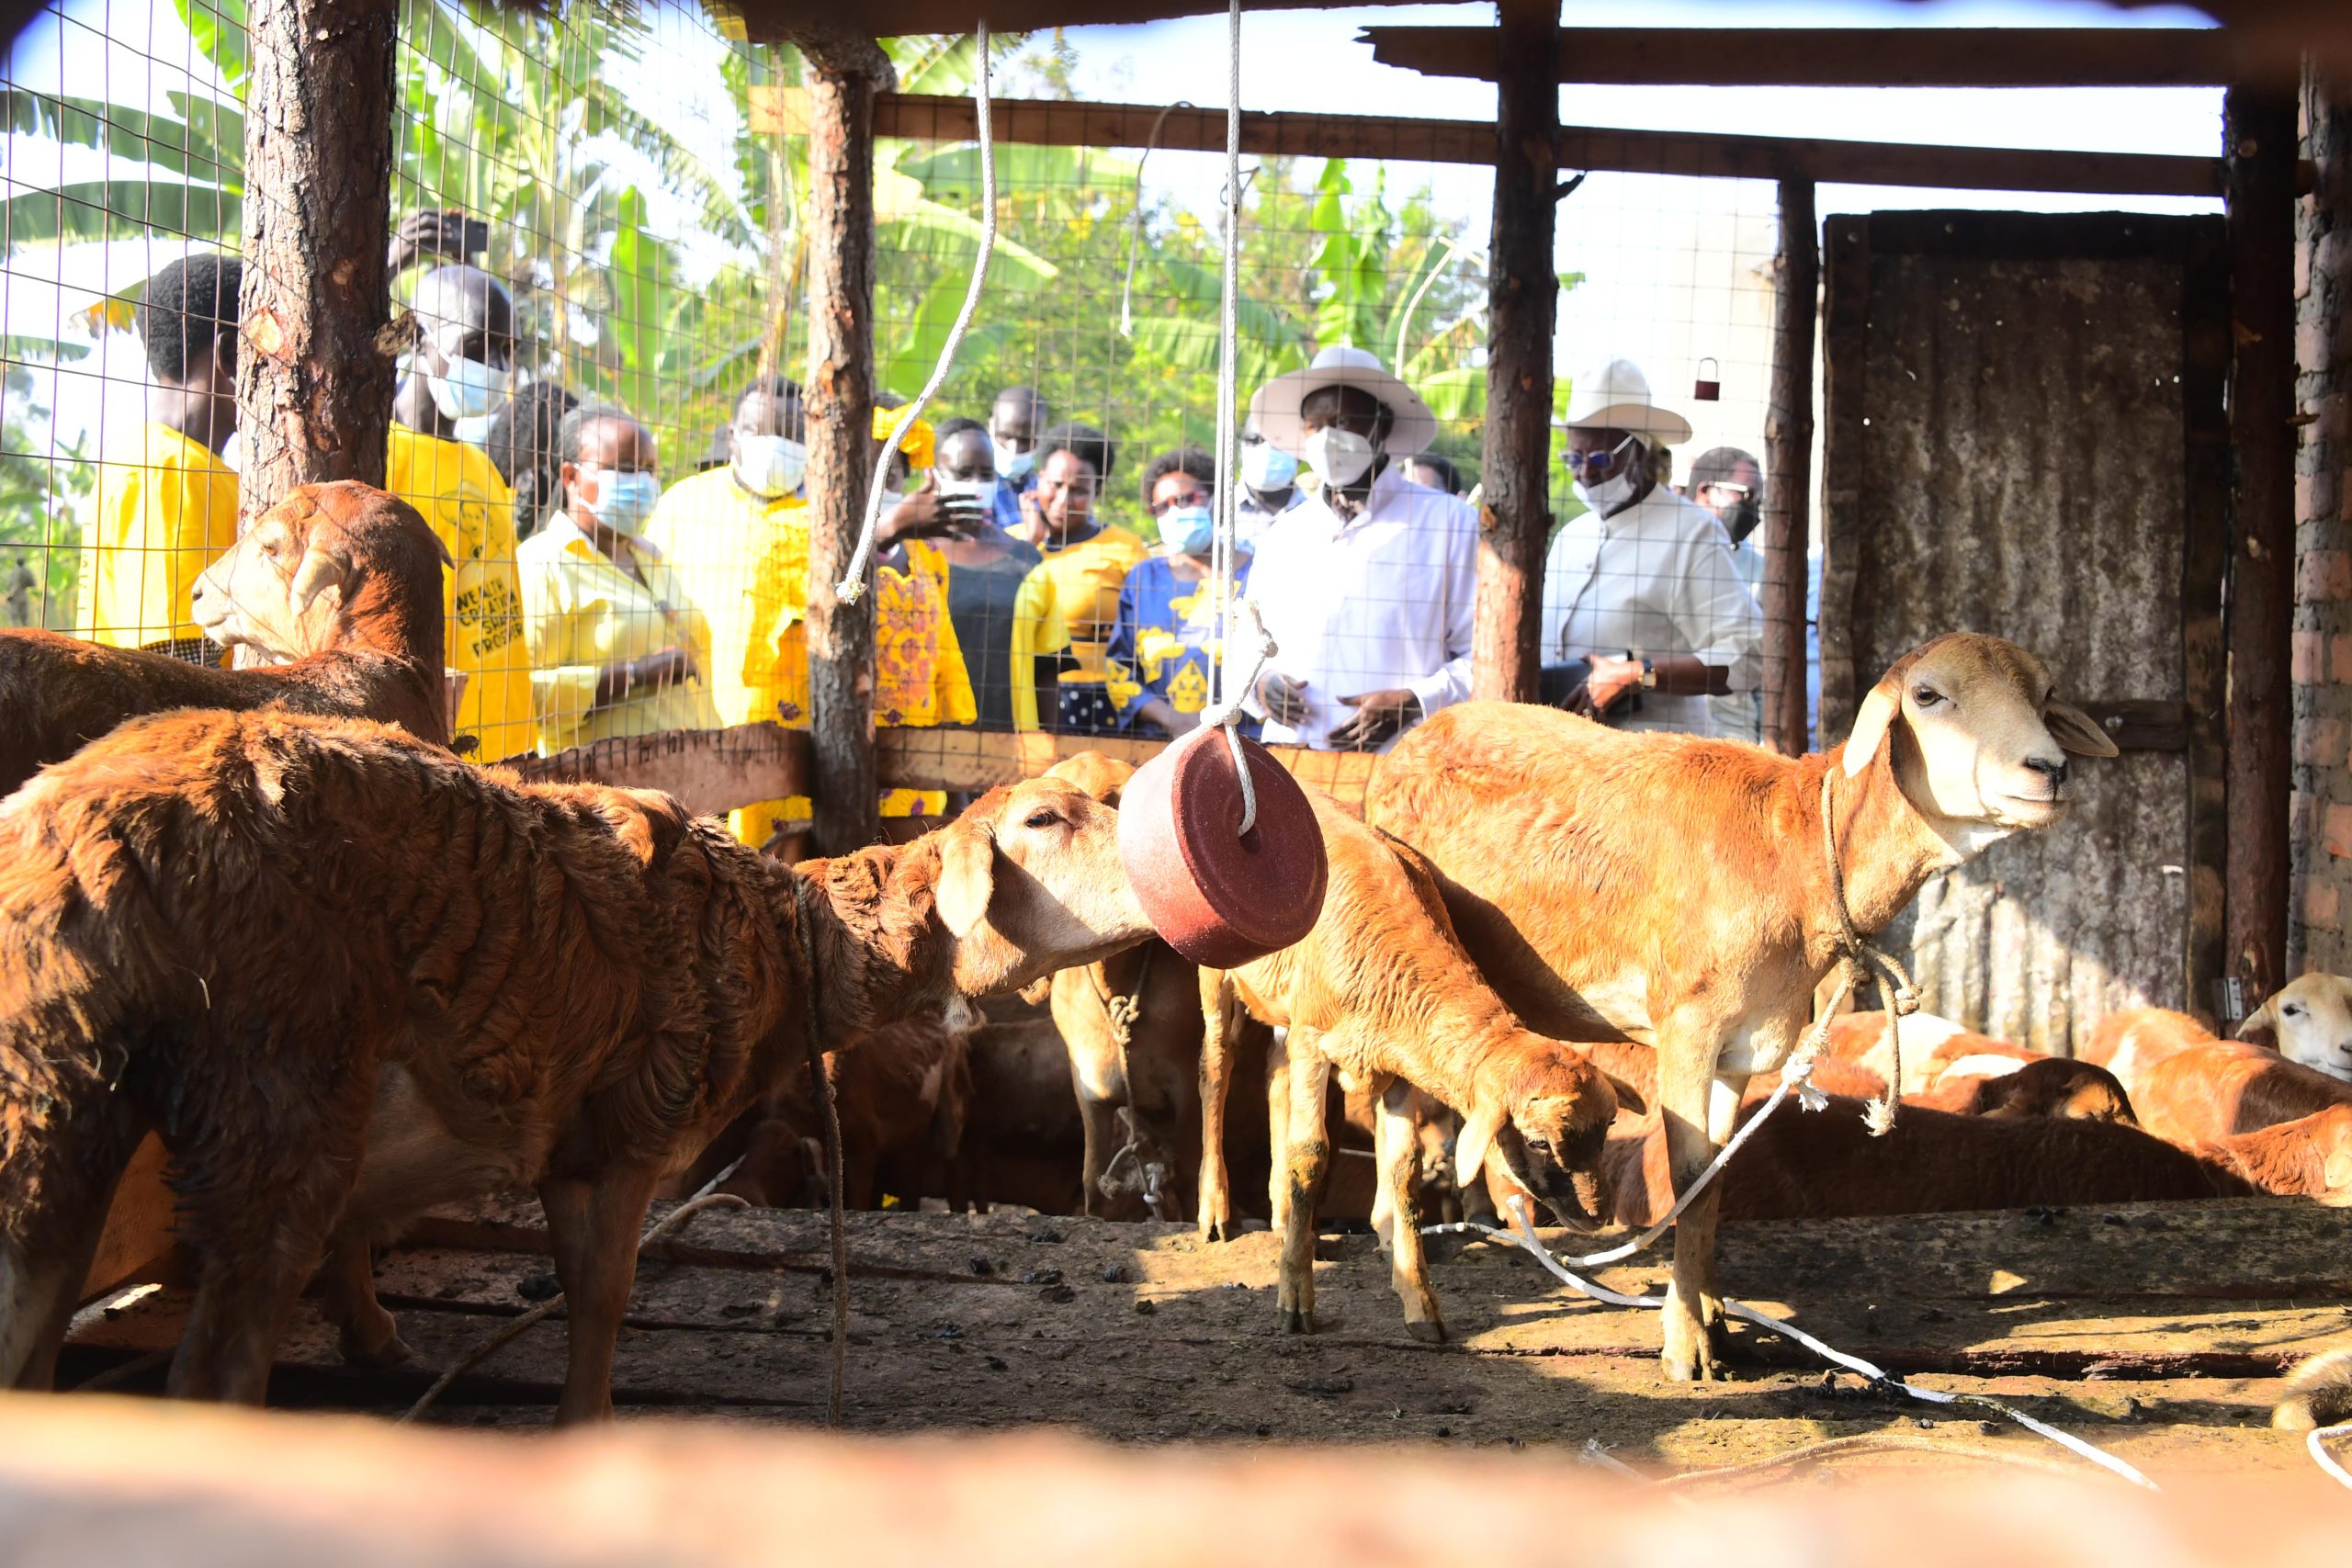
[78,254,241,660]
[515,404,718,754]
[1007,422,1148,731]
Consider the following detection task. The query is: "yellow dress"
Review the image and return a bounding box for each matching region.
[77,421,238,657]
[514,514,721,753]
[385,425,535,761]
[1008,525,1149,730]
[645,467,809,846]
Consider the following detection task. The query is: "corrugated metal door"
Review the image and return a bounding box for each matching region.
[1819,211,2229,1053]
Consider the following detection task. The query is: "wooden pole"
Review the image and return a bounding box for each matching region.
[1762,178,1817,757]
[233,0,398,519]
[792,26,892,857]
[2223,84,2298,1010]
[1471,0,1555,705]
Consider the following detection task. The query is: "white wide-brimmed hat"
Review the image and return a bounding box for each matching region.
[1555,357,1693,445]
[1249,344,1440,459]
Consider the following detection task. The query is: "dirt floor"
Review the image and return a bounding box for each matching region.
[59,1194,2352,1482]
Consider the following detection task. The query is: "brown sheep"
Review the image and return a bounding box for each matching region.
[0,709,1151,1420]
[1365,632,2116,1380]
[2194,1104,2352,1204]
[2079,1006,2218,1088]
[721,1013,976,1213]
[2121,1040,2352,1146]
[0,482,450,796]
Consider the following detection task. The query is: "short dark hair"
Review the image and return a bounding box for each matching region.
[934,415,986,441]
[1405,452,1464,495]
[1141,446,1216,507]
[1038,420,1115,482]
[139,253,243,383]
[994,384,1046,415]
[482,381,579,538]
[735,375,803,414]
[1687,446,1760,493]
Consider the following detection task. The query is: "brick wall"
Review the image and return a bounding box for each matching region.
[2290,76,2352,969]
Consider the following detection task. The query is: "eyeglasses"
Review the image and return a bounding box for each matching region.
[1562,434,1640,479]
[1149,490,1211,516]
[1703,481,1755,499]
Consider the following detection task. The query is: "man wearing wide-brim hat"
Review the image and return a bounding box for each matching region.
[1240,345,1477,752]
[1540,357,1761,737]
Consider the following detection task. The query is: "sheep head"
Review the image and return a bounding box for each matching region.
[192,482,449,668]
[1840,633,2117,849]
[1042,750,1136,808]
[933,776,1154,998]
[1457,1037,1620,1232]
[2238,972,2352,1085]
[1973,1057,2138,1123]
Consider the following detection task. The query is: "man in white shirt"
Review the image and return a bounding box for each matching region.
[1240,345,1477,751]
[1687,445,1767,742]
[1540,358,1761,737]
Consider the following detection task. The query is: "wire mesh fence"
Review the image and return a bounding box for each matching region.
[2,0,1799,846]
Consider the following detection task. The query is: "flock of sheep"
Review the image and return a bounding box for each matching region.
[1,480,2347,1431]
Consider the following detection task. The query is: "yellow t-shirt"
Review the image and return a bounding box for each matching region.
[77,421,238,655]
[1008,525,1148,730]
[515,515,721,754]
[385,426,534,761]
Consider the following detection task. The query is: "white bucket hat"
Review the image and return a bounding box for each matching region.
[1249,344,1440,460]
[1555,357,1693,446]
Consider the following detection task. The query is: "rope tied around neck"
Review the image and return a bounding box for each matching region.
[1817,770,1921,1135]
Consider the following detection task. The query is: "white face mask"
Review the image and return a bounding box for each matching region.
[219,428,244,474]
[993,439,1035,483]
[1302,425,1378,491]
[424,353,509,422]
[938,473,1002,510]
[575,466,660,537]
[1570,435,1645,518]
[448,412,499,446]
[733,434,807,499]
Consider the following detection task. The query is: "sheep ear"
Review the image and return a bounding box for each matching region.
[1455,1101,1504,1190]
[2236,996,2279,1046]
[935,820,998,940]
[288,541,353,616]
[2324,1141,2352,1201]
[2044,699,2119,759]
[1842,677,1902,779]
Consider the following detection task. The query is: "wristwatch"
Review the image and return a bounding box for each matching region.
[1624,651,1658,689]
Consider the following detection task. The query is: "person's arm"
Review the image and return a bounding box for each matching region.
[1007,562,1057,731]
[1673,519,1764,694]
[1405,499,1480,720]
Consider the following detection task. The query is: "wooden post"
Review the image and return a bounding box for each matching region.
[1762,178,1818,756]
[792,26,892,856]
[2224,85,2297,1009]
[1472,0,1556,704]
[234,0,398,519]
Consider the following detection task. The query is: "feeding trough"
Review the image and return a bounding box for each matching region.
[1118,722,1327,969]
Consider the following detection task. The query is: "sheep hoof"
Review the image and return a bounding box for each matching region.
[1406,1318,1447,1345]
[341,1329,413,1371]
[1278,1306,1314,1335]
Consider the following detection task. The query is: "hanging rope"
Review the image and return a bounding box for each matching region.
[836,22,996,601]
[1118,99,1195,337]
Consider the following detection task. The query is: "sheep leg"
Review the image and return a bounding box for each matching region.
[538,1165,662,1426]
[4,1223,107,1393]
[320,1226,411,1370]
[1276,1029,1331,1336]
[1374,1075,1444,1343]
[1658,1038,1728,1383]
[1196,968,1237,1242]
[169,1172,354,1404]
[1264,1025,1293,1235]
[1075,1066,1122,1220]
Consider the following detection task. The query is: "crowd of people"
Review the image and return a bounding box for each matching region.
[75,229,1806,859]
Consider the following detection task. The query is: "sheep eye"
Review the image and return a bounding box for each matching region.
[1023,809,1059,830]
[1522,1134,1553,1156]
[2285,1004,2303,1017]
[1911,684,1943,706]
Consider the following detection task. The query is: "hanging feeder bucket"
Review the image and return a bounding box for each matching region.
[1118,724,1328,969]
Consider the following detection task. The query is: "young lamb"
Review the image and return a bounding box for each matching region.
[1825,1009,2038,1096]
[0,708,1151,1419]
[2079,1006,2215,1088]
[0,481,451,795]
[1201,787,1621,1343]
[2119,1039,2352,1147]
[722,1013,976,1213]
[1908,1056,2136,1122]
[2194,1104,2352,1204]
[2236,972,2352,1084]
[1364,632,2118,1381]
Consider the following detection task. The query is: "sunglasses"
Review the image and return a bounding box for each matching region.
[1149,490,1212,516]
[1562,434,1640,479]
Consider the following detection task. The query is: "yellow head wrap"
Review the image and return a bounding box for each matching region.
[873,405,935,471]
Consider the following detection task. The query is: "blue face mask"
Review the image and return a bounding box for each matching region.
[1240,439,1297,494]
[575,467,660,537]
[1163,502,1216,557]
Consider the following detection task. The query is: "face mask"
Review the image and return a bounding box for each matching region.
[1240,440,1297,494]
[448,413,499,447]
[1162,502,1216,558]
[424,354,509,422]
[938,474,1002,510]
[1301,425,1378,491]
[1723,495,1761,544]
[734,434,807,499]
[1569,436,1645,518]
[575,467,660,537]
[993,439,1035,483]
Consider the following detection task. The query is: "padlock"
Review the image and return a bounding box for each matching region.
[1693,356,1722,401]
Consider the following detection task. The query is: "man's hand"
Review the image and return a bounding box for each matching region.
[390,209,489,272]
[1137,697,1200,739]
[1255,671,1309,728]
[876,473,987,550]
[1328,688,1421,750]
[1577,653,1645,717]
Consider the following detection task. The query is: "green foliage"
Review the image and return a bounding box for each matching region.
[0,365,91,629]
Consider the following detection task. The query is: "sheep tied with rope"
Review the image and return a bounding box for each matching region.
[1364,631,2119,1382]
[0,708,1155,1421]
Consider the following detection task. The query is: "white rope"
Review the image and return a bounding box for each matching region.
[1433,1199,2156,1492]
[836,22,996,602]
[2312,1423,2352,1492]
[1118,100,1194,338]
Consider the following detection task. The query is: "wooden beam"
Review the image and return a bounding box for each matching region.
[877,728,1382,807]
[1472,0,1556,706]
[233,0,398,517]
[1762,178,1817,758]
[1359,25,2255,89]
[2223,85,2298,1013]
[875,92,2224,197]
[793,26,889,857]
[728,0,1439,45]
[498,722,812,820]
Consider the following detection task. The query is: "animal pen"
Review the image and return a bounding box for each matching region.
[5,0,2352,1546]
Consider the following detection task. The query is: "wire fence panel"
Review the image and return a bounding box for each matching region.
[4,6,1796,836]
